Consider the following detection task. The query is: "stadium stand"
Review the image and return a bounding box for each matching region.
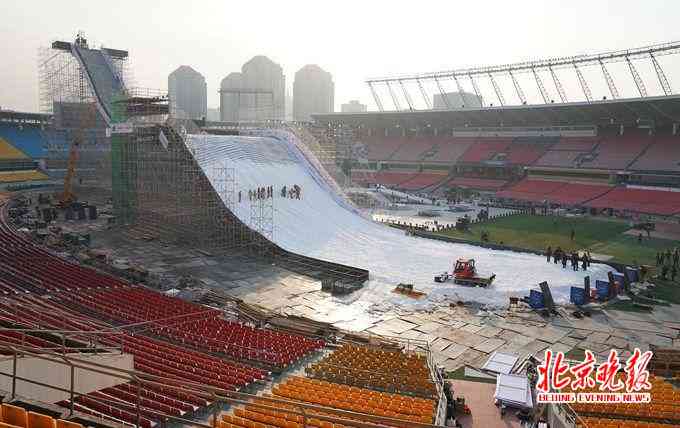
[271,376,435,424]
[363,137,404,161]
[496,179,569,203]
[0,138,29,160]
[389,138,438,162]
[306,343,436,398]
[0,170,48,183]
[0,123,46,159]
[580,129,652,170]
[398,172,448,190]
[64,287,324,368]
[443,177,508,191]
[629,135,680,172]
[458,138,512,163]
[532,138,599,168]
[542,182,612,205]
[432,138,476,163]
[496,178,613,205]
[0,403,86,428]
[570,375,680,425]
[585,186,680,216]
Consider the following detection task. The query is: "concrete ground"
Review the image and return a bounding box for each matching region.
[448,380,521,428]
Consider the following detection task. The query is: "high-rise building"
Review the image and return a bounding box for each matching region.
[219,56,285,122]
[341,100,367,113]
[168,66,207,120]
[432,91,483,109]
[206,107,220,122]
[293,65,334,122]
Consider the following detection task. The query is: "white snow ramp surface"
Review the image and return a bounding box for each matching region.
[190,132,610,310]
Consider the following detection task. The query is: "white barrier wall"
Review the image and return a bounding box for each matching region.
[0,353,133,403]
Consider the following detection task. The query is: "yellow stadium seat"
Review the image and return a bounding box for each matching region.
[27,413,55,428]
[2,405,28,428]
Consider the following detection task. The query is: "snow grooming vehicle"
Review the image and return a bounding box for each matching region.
[434,258,496,287]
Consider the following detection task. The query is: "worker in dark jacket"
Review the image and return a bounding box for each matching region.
[546,246,552,263]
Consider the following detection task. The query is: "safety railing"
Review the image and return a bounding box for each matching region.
[0,344,448,428]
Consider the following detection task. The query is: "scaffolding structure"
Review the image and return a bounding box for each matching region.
[38,34,130,189]
[249,196,274,257]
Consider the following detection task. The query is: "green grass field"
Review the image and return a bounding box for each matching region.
[437,214,676,267]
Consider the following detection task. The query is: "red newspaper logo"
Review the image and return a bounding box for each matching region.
[570,350,596,391]
[624,348,653,393]
[536,347,653,396]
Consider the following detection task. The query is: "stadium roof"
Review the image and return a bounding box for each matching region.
[313,95,680,128]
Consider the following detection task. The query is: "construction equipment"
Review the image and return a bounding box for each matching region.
[57,32,97,208]
[434,258,496,287]
[392,283,427,299]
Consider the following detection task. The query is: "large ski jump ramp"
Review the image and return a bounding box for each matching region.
[190,132,611,310]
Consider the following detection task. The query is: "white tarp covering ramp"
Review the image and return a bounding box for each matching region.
[482,352,519,375]
[189,132,610,311]
[495,373,533,409]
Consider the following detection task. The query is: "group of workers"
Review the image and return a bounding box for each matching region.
[237,184,303,203]
[545,246,592,271]
[657,248,679,281]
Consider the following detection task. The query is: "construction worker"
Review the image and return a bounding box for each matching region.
[562,254,568,269]
[673,249,679,267]
[672,264,677,282]
[570,228,576,242]
[546,246,552,263]
[581,253,588,271]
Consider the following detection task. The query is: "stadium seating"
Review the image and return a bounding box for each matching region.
[580,130,652,170]
[444,177,508,191]
[585,186,680,216]
[542,182,612,205]
[0,138,28,160]
[433,138,477,163]
[496,179,569,203]
[389,138,438,162]
[306,344,435,398]
[570,375,680,425]
[534,138,599,168]
[0,403,85,428]
[0,123,46,159]
[0,170,48,183]
[271,376,435,424]
[64,287,324,368]
[629,135,680,172]
[398,173,448,190]
[458,139,512,163]
[362,137,404,161]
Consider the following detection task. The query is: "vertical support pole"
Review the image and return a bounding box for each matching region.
[626,56,647,97]
[650,52,672,95]
[573,63,593,103]
[398,80,415,111]
[69,365,75,416]
[599,59,619,99]
[549,66,568,103]
[532,67,550,104]
[136,382,141,428]
[488,73,505,106]
[469,74,482,105]
[367,82,384,112]
[11,352,17,399]
[433,77,450,109]
[509,70,527,104]
[416,79,432,109]
[452,75,467,107]
[212,393,218,428]
[386,81,402,111]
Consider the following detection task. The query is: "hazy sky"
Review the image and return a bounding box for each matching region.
[1,0,679,113]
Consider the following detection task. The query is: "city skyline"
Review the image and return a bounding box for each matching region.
[1,0,680,114]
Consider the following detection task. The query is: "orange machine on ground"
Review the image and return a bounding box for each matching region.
[434,258,496,287]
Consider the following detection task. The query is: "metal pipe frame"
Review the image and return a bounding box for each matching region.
[1,344,446,428]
